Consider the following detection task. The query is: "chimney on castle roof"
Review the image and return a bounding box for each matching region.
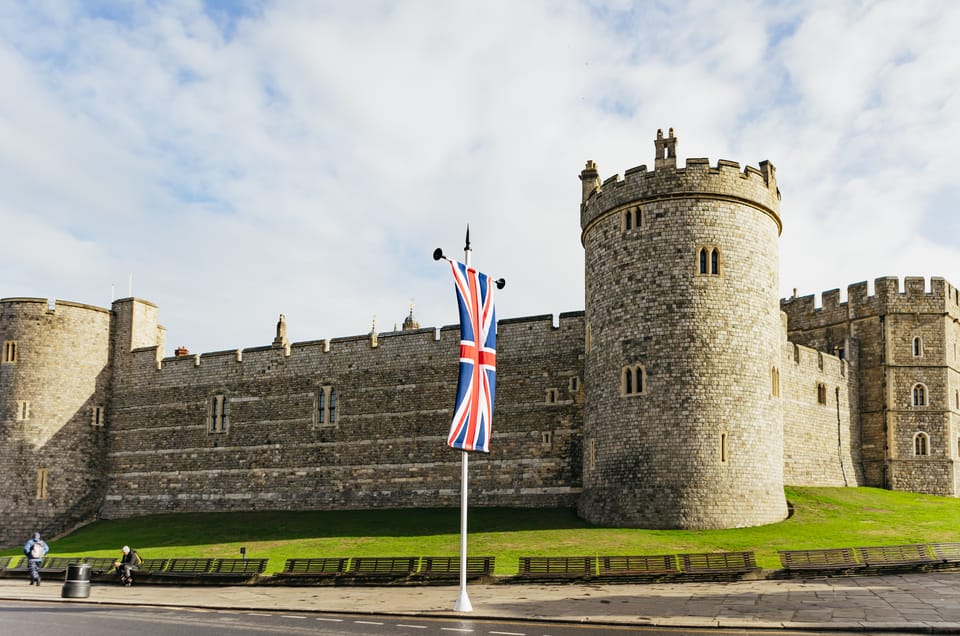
[579,160,600,204]
[175,345,189,357]
[654,128,677,170]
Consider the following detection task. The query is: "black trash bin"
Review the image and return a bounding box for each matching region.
[62,563,91,598]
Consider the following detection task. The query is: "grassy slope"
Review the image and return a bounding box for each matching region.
[5,487,959,572]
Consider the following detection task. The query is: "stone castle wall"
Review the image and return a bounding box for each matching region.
[782,277,960,496]
[100,306,585,518]
[0,298,111,547]
[779,320,863,487]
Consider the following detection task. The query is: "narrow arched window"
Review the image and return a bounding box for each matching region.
[699,248,708,274]
[208,394,227,433]
[913,337,923,357]
[720,432,728,463]
[1,340,16,363]
[622,365,645,396]
[316,385,338,426]
[914,432,929,456]
[771,367,780,397]
[913,384,927,407]
[711,248,719,275]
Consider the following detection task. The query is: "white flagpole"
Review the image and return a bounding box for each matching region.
[454,229,473,613]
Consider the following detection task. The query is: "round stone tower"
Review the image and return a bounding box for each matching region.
[0,298,112,547]
[577,129,788,529]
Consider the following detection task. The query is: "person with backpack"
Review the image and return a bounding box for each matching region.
[23,532,49,586]
[113,545,142,586]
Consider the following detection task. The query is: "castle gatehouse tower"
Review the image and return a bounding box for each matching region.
[577,129,789,529]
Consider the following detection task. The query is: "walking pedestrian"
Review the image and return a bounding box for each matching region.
[23,532,48,586]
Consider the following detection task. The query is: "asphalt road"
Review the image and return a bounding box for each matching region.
[0,601,896,636]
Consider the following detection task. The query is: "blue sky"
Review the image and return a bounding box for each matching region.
[2,1,959,353]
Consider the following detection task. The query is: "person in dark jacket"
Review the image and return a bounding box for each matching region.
[113,545,142,586]
[23,532,49,586]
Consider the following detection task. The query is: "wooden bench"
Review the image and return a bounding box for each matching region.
[38,557,77,575]
[855,544,937,569]
[417,556,495,581]
[138,558,169,573]
[929,542,960,563]
[4,556,76,577]
[209,558,268,577]
[598,554,679,579]
[517,556,596,579]
[81,557,120,575]
[274,558,349,578]
[779,548,862,572]
[345,557,419,581]
[679,551,759,578]
[115,558,169,582]
[6,556,77,575]
[86,557,167,580]
[159,558,216,576]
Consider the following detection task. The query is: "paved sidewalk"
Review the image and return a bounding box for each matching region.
[4,572,960,632]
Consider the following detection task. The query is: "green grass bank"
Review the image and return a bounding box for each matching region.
[5,487,959,573]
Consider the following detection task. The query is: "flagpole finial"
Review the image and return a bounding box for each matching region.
[464,225,471,253]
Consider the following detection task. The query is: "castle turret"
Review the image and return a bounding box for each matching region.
[0,298,112,547]
[110,297,164,385]
[578,129,787,529]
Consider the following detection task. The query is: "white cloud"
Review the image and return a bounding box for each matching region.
[1,0,959,352]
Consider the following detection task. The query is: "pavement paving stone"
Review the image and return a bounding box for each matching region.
[831,608,868,618]
[3,571,960,631]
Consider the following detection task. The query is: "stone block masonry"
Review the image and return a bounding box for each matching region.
[100,307,584,519]
[0,299,111,547]
[577,128,787,529]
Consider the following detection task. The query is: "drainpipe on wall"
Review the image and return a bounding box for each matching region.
[880,314,890,489]
[836,386,848,486]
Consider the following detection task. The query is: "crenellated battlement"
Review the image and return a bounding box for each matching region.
[781,276,960,330]
[123,311,586,378]
[787,340,848,379]
[0,297,111,317]
[580,129,781,240]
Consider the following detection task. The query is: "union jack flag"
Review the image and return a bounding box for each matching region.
[447,259,497,452]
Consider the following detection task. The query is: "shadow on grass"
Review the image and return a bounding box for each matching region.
[18,507,592,553]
